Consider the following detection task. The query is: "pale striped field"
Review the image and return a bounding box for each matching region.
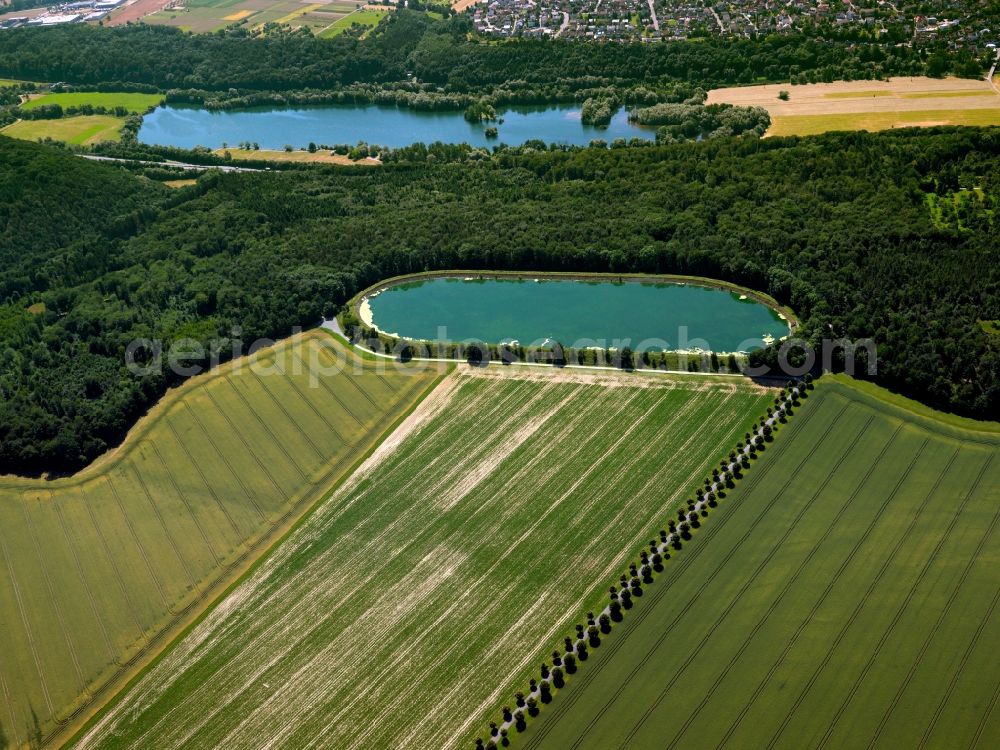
[75,367,773,750]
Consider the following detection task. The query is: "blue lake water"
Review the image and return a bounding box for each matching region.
[137,104,655,150]
[365,277,791,353]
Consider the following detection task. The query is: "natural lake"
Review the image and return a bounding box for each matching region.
[137,104,654,150]
[363,277,791,353]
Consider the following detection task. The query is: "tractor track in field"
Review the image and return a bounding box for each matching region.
[130,463,199,592]
[661,426,934,750]
[18,492,88,698]
[223,375,309,481]
[186,402,268,524]
[914,453,1000,749]
[290,350,366,428]
[81,372,769,750]
[205,386,289,504]
[146,440,224,568]
[110,377,542,749]
[53,501,117,662]
[969,674,1000,749]
[625,418,899,750]
[820,448,987,749]
[80,485,148,646]
[721,443,957,750]
[763,435,950,750]
[164,418,243,540]
[523,394,842,750]
[275,357,351,444]
[104,475,170,609]
[246,368,332,460]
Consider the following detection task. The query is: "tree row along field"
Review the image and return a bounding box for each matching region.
[522,376,1000,750]
[72,367,775,750]
[0,331,439,749]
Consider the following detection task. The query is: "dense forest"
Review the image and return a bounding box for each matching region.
[0,129,998,475]
[0,11,987,100]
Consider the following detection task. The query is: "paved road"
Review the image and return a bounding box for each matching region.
[556,11,570,37]
[708,3,724,33]
[987,49,1000,94]
[80,154,263,173]
[647,0,659,32]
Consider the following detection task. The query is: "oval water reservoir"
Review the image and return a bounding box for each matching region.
[361,276,791,353]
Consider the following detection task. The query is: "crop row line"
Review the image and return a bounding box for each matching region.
[518,388,827,750]
[290,350,365,428]
[716,440,957,750]
[313,339,397,396]
[146,439,224,568]
[622,412,891,750]
[818,446,975,749]
[514,395,740,719]
[969,668,1000,750]
[129,462,199,595]
[185,402,268,524]
[176,381,661,749]
[660,418,912,750]
[219,377,476,748]
[765,430,931,744]
[204,385,289,505]
[272,356,350,445]
[512,388,824,748]
[0,530,55,714]
[18,492,88,700]
[164,417,243,541]
[103,372,449,750]
[244,368,328,461]
[302,384,637,749]
[104,475,170,609]
[53,500,116,662]
[438,388,708,749]
[223,375,308,481]
[34,367,437,750]
[0,663,20,750]
[915,453,1000,750]
[80,484,148,648]
[764,433,936,750]
[530,391,826,749]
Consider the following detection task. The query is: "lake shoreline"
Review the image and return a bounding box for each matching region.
[348,270,798,355]
[137,102,653,150]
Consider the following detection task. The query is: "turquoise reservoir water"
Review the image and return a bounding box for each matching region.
[137,104,654,150]
[364,278,790,353]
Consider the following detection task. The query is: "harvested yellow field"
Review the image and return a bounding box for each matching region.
[707,77,1000,137]
[274,2,323,24]
[215,147,381,165]
[223,9,254,20]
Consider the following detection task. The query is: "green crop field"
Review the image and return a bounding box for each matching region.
[0,331,439,749]
[71,367,774,750]
[522,375,1000,750]
[0,115,125,145]
[768,108,1000,136]
[20,92,163,113]
[317,8,387,38]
